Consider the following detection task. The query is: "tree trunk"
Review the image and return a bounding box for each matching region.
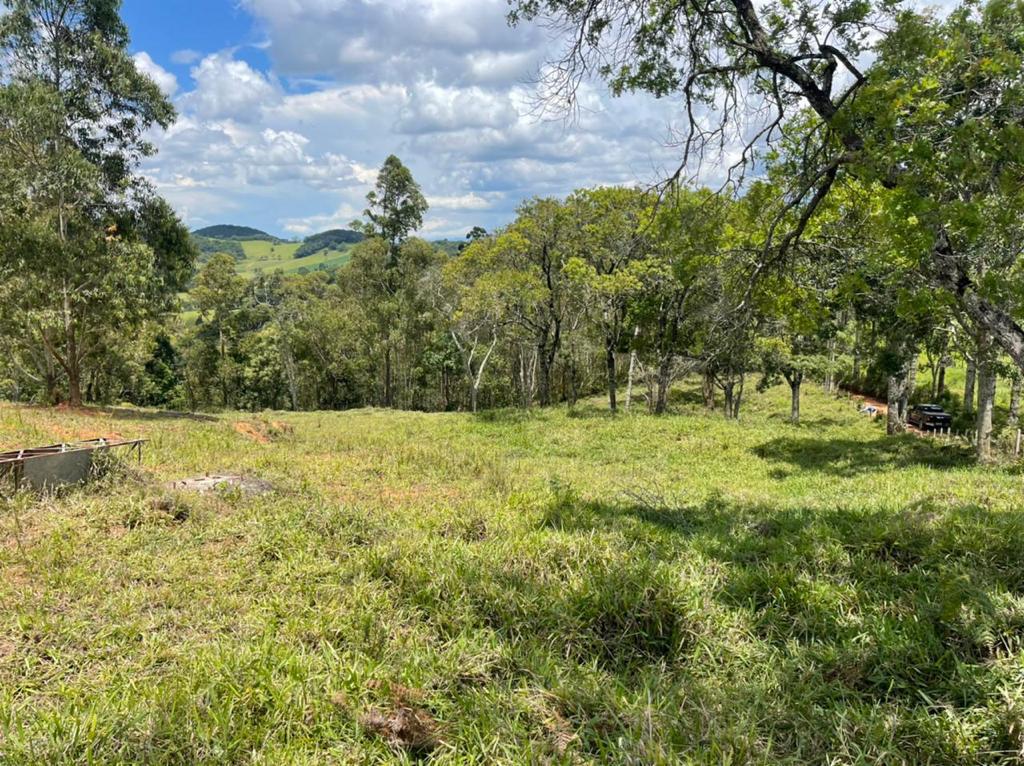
[937,364,946,397]
[731,375,745,419]
[789,374,802,425]
[537,346,552,407]
[67,363,83,408]
[1010,375,1022,427]
[625,326,639,411]
[887,375,906,434]
[899,355,917,421]
[975,333,997,461]
[964,358,976,415]
[886,355,914,435]
[383,345,393,407]
[723,382,734,419]
[654,354,673,415]
[605,343,617,412]
[703,370,716,411]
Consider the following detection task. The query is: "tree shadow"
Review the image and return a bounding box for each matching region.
[103,407,219,423]
[367,486,1024,759]
[471,407,538,424]
[534,488,1024,710]
[752,435,974,477]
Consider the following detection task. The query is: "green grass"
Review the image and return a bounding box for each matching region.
[234,240,354,277]
[2,384,1024,763]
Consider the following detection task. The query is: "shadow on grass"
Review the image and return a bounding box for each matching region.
[103,407,219,423]
[363,487,1024,759]
[752,434,975,476]
[535,488,1024,705]
[472,407,538,424]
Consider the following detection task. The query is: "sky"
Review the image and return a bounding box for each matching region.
[122,0,690,241]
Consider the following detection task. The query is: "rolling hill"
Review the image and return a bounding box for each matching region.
[192,225,280,242]
[190,225,359,276]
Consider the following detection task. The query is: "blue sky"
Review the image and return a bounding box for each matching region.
[121,0,689,240]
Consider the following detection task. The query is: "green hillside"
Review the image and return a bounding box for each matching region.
[190,237,357,277]
[235,239,355,276]
[192,225,279,242]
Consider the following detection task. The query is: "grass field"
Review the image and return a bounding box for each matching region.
[2,384,1024,763]
[234,240,354,278]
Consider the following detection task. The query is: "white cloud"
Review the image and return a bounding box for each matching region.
[427,193,495,210]
[171,49,203,65]
[133,52,178,97]
[180,53,281,121]
[139,3,694,238]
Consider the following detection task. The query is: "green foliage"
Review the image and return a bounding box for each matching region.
[362,155,428,263]
[192,236,246,263]
[293,228,364,259]
[192,225,280,242]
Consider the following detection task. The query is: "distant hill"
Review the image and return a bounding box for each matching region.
[193,225,281,242]
[295,229,365,259]
[193,235,246,263]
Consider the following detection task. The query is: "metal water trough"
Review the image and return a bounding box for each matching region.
[0,438,145,491]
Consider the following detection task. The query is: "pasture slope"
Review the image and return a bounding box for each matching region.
[235,239,355,277]
[2,383,1024,764]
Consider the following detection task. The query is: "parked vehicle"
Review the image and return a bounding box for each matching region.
[907,404,953,430]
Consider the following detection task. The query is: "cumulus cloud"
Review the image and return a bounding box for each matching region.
[139,1,693,238]
[133,52,178,97]
[180,53,281,121]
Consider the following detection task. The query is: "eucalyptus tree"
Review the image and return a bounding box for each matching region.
[363,155,429,266]
[0,0,187,406]
[442,236,512,412]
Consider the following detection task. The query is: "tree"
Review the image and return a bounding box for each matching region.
[443,237,511,412]
[191,255,247,407]
[363,155,428,265]
[0,82,177,406]
[564,187,649,412]
[508,0,1024,373]
[1,0,174,191]
[0,0,185,406]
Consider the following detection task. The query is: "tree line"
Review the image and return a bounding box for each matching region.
[2,0,1024,464]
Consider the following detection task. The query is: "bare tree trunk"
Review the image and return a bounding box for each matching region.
[976,332,997,461]
[887,375,906,434]
[731,375,745,419]
[937,363,946,397]
[537,347,552,407]
[886,354,914,435]
[654,354,673,415]
[899,355,917,420]
[383,345,393,407]
[605,343,617,412]
[964,358,976,415]
[788,374,802,425]
[703,370,716,411]
[625,326,639,411]
[1010,375,1022,427]
[823,339,837,394]
[67,362,82,408]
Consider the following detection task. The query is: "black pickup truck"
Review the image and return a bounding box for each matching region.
[907,404,953,430]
